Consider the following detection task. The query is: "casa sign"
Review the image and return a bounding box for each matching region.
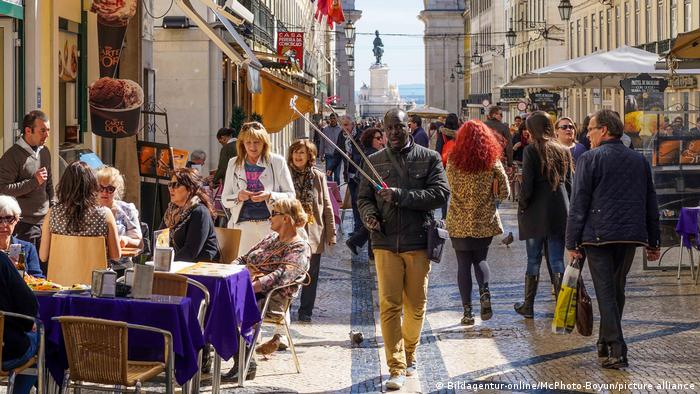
[668,75,698,89]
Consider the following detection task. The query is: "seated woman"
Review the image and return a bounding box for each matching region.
[0,195,43,277]
[0,252,39,394]
[161,168,220,262]
[40,162,121,265]
[223,197,311,382]
[96,166,143,275]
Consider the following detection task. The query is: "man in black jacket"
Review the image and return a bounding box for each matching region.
[566,109,660,370]
[483,105,513,166]
[357,108,450,390]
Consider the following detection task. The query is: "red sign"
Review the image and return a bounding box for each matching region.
[277,32,304,70]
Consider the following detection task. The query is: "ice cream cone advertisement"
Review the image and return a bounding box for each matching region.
[90,0,137,78]
[89,77,144,138]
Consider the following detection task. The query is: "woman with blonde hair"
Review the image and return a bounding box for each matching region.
[555,117,587,164]
[287,138,336,322]
[96,166,142,275]
[221,122,295,256]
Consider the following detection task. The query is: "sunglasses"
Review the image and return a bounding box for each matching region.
[99,185,116,193]
[374,136,383,140]
[270,210,285,218]
[558,125,575,130]
[168,181,182,189]
[0,216,19,225]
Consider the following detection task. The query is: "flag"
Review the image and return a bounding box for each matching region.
[315,0,329,22]
[327,0,345,28]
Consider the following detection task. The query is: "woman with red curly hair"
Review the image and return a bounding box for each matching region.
[446,120,510,325]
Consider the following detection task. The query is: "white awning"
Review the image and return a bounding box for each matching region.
[175,0,262,92]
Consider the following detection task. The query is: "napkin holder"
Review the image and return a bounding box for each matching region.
[129,264,154,299]
[153,247,174,272]
[91,269,117,298]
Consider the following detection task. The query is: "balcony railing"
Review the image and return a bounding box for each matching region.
[239,0,274,51]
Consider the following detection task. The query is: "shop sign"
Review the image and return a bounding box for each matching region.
[620,73,668,152]
[668,75,698,89]
[277,32,304,70]
[0,0,23,20]
[528,90,560,114]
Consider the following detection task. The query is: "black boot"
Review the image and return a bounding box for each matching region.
[222,357,257,382]
[479,285,493,321]
[514,275,539,318]
[552,273,563,301]
[461,304,475,325]
[200,343,212,374]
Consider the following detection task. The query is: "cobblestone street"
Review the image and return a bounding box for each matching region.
[220,200,700,393]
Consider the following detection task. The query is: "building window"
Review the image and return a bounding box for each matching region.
[607,8,612,49]
[615,6,621,47]
[624,2,630,45]
[684,0,692,32]
[591,13,596,51]
[671,0,677,36]
[570,22,574,58]
[657,1,665,41]
[635,0,640,45]
[584,17,588,55]
[599,11,604,51]
[577,19,581,57]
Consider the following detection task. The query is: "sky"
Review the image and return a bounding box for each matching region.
[352,0,425,87]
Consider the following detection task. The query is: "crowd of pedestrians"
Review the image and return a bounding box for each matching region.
[0,104,661,392]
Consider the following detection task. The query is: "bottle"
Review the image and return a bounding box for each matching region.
[17,251,26,278]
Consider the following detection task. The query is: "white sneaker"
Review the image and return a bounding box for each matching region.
[406,362,416,376]
[386,374,405,390]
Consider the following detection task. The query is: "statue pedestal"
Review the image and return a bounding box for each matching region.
[369,64,389,98]
[359,63,411,118]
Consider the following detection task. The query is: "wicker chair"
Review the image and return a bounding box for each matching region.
[214,227,242,264]
[240,272,309,386]
[0,311,45,394]
[54,316,173,394]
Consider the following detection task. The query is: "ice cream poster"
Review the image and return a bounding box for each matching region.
[89,77,144,138]
[620,73,668,151]
[277,32,304,70]
[91,0,136,77]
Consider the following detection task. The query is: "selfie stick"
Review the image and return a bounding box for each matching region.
[322,101,388,189]
[289,96,383,190]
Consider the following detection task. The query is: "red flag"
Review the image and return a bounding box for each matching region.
[315,0,329,22]
[327,0,345,28]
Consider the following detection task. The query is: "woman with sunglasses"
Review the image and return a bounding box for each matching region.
[39,162,121,266]
[514,111,574,319]
[0,195,43,277]
[223,197,310,382]
[96,166,142,275]
[162,168,219,262]
[555,117,587,164]
[345,127,385,259]
[221,122,295,256]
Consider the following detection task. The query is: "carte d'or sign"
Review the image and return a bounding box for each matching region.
[89,0,144,138]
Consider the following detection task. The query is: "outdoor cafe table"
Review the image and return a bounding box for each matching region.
[36,292,205,386]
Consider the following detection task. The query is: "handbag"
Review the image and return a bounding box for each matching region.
[341,186,352,210]
[552,259,582,334]
[385,148,448,263]
[576,269,594,337]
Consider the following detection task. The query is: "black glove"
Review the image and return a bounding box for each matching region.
[377,187,399,203]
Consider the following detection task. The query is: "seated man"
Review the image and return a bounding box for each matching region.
[0,252,39,394]
[222,197,310,382]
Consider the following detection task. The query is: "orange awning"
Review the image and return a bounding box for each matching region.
[670,28,700,60]
[253,71,314,133]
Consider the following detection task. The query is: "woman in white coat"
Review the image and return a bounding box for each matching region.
[221,122,295,257]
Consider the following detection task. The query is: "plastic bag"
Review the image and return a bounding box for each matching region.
[552,259,582,334]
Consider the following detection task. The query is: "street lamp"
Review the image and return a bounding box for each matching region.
[347,56,354,69]
[506,26,517,47]
[344,19,356,41]
[450,71,456,83]
[349,68,355,77]
[454,55,463,76]
[345,42,354,57]
[471,50,482,65]
[558,0,573,21]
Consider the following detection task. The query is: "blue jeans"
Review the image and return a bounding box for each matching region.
[2,331,39,394]
[325,154,341,183]
[525,235,565,276]
[349,178,362,233]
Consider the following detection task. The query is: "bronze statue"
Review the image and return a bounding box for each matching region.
[373,30,384,65]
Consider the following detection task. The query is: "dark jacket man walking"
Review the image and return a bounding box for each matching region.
[483,106,514,166]
[566,109,660,370]
[357,108,450,390]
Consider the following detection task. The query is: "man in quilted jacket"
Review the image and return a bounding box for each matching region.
[566,109,660,370]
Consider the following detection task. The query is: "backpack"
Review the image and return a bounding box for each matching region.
[441,132,455,167]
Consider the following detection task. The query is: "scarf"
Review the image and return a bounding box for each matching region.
[290,165,315,224]
[163,196,202,245]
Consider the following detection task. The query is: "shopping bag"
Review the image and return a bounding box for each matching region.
[552,259,582,334]
[576,275,593,336]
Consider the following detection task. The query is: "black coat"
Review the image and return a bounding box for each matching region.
[0,253,38,361]
[357,139,450,252]
[518,144,572,240]
[565,139,660,250]
[161,204,220,262]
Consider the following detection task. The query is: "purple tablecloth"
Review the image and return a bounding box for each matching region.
[38,294,204,385]
[184,266,261,361]
[327,181,341,225]
[675,207,700,248]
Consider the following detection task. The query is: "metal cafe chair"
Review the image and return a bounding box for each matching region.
[240,272,310,386]
[53,316,174,394]
[0,311,46,394]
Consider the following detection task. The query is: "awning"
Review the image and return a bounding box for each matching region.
[669,28,700,60]
[253,71,314,133]
[175,0,262,92]
[0,0,23,19]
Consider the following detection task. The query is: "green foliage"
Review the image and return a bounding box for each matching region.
[229,106,246,138]
[249,112,263,123]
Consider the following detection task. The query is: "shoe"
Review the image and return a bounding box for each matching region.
[461,304,475,325]
[298,313,312,323]
[200,344,212,374]
[552,273,563,301]
[405,354,416,376]
[386,373,405,390]
[514,275,539,319]
[479,285,493,321]
[597,343,609,358]
[602,355,629,369]
[221,361,257,382]
[346,240,359,256]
